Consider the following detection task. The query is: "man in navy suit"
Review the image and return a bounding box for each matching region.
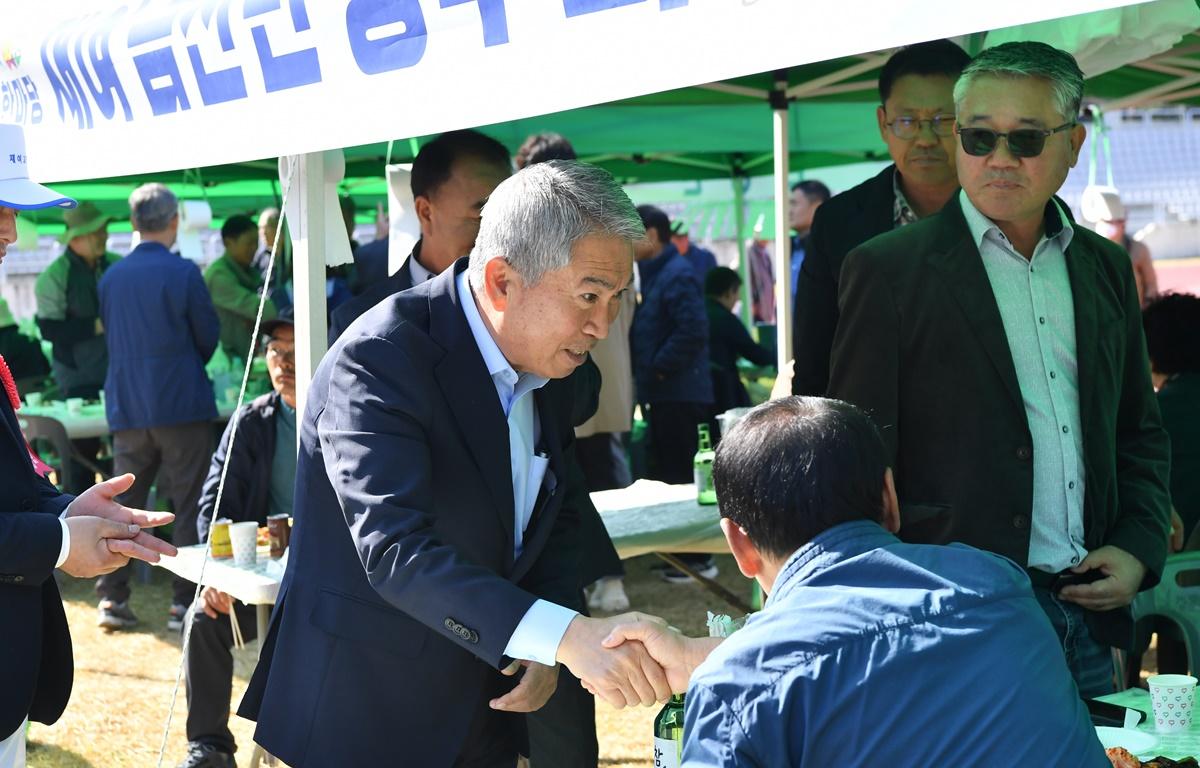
[240,161,670,767]
[0,123,177,768]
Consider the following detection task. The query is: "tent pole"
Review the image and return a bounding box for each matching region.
[731,166,752,329]
[770,72,792,377]
[291,151,330,427]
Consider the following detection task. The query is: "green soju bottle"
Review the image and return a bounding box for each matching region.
[653,693,686,767]
[694,423,717,505]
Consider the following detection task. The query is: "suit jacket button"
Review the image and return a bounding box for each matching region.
[1012,514,1029,530]
[1015,446,1032,461]
[12,575,23,583]
[444,618,456,632]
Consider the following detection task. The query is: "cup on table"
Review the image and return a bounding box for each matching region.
[24,392,43,408]
[98,389,106,408]
[229,521,259,567]
[66,397,84,416]
[1148,673,1196,733]
[209,518,233,559]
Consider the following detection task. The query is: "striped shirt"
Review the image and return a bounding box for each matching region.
[960,190,1088,573]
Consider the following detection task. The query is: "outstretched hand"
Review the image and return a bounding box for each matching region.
[67,473,178,561]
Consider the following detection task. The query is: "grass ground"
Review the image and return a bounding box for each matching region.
[27,553,751,768]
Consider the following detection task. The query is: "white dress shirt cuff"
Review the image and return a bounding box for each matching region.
[503,599,578,667]
[56,517,71,569]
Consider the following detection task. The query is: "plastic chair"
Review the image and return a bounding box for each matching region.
[17,413,108,492]
[1132,551,1200,675]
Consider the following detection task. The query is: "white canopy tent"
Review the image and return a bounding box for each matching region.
[7,0,1197,413]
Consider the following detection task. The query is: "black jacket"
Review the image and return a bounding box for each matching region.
[328,244,419,344]
[0,393,74,738]
[828,193,1172,649]
[792,166,898,396]
[197,390,285,541]
[705,298,773,414]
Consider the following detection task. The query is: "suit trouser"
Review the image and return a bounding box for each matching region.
[575,433,631,492]
[526,665,598,768]
[96,421,213,606]
[185,602,259,755]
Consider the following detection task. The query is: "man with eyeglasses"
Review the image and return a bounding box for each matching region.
[792,40,969,396]
[177,312,297,768]
[828,41,1171,698]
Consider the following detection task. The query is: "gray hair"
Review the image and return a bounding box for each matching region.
[953,41,1084,122]
[468,160,643,289]
[128,183,178,233]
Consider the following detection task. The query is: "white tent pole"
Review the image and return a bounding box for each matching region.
[291,151,330,426]
[771,73,792,375]
[732,169,752,329]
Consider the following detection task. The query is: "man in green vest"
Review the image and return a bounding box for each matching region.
[203,215,277,363]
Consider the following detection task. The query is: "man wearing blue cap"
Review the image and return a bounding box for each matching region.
[0,123,179,768]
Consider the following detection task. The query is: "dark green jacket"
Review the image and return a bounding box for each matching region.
[34,248,119,398]
[828,194,1171,649]
[1158,372,1200,541]
[203,253,277,362]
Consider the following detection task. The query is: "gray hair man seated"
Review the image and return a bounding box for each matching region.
[604,397,1110,766]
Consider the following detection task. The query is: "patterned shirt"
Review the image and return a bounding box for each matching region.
[960,190,1088,573]
[892,170,920,229]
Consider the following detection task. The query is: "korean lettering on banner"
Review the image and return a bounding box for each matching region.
[29,0,688,130]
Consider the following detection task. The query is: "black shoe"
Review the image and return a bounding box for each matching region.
[660,557,719,584]
[177,742,235,768]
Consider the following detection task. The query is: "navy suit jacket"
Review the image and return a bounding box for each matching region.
[327,244,418,344]
[0,395,74,738]
[239,259,589,766]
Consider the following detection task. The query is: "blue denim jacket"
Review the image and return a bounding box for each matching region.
[99,242,219,431]
[683,521,1108,767]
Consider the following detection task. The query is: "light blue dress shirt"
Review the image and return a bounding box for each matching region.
[456,270,578,666]
[960,191,1088,573]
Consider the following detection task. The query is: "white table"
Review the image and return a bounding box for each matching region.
[20,401,238,439]
[594,479,726,559]
[1098,688,1200,761]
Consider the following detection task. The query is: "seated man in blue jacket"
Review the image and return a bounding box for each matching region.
[603,397,1109,767]
[177,313,297,768]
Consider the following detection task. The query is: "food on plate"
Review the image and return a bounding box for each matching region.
[1105,749,1199,768]
[257,526,270,546]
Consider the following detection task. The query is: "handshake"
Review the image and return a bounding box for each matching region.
[489,612,722,713]
[58,473,179,579]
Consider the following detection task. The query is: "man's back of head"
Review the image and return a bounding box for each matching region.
[128,183,178,240]
[686,396,1107,767]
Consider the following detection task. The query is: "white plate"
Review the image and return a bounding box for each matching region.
[1095,726,1158,755]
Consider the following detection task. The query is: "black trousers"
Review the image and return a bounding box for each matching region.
[645,402,711,567]
[97,421,213,606]
[185,602,259,754]
[575,433,631,492]
[526,665,598,768]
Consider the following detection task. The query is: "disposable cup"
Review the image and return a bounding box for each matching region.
[1148,673,1196,733]
[229,521,259,567]
[24,392,43,408]
[209,519,233,559]
[66,397,84,415]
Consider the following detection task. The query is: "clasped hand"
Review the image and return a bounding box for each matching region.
[554,612,688,710]
[60,473,178,578]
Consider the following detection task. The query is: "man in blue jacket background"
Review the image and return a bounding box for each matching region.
[99,183,221,632]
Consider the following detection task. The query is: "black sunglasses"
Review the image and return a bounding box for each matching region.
[956,121,1075,158]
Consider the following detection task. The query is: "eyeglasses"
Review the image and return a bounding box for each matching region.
[265,345,295,363]
[885,114,956,140]
[956,122,1076,158]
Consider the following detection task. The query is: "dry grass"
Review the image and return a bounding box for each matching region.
[27,554,752,768]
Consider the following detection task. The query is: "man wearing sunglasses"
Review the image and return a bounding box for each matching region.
[828,41,1170,698]
[792,40,969,397]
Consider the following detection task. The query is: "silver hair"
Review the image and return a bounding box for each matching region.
[258,207,280,227]
[128,183,178,233]
[953,41,1084,122]
[468,160,642,289]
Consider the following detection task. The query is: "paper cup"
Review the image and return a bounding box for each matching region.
[24,392,43,407]
[229,521,259,567]
[1148,673,1196,733]
[66,397,84,415]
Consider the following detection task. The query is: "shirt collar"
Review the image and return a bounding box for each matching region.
[959,189,1074,256]
[407,241,434,283]
[455,269,548,415]
[768,520,901,606]
[892,169,920,229]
